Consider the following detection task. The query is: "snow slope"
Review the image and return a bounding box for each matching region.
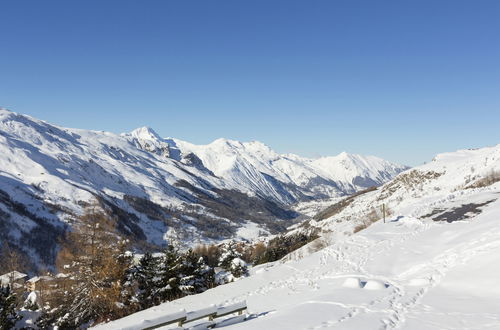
[292,144,500,242]
[95,145,500,329]
[94,188,500,330]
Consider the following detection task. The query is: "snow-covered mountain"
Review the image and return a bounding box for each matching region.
[95,144,500,330]
[290,143,500,244]
[0,108,406,269]
[125,127,407,204]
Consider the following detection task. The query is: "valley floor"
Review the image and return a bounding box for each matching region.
[95,191,500,330]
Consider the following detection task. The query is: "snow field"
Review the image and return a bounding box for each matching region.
[96,190,500,329]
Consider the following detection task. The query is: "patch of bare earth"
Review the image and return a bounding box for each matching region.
[422,199,496,223]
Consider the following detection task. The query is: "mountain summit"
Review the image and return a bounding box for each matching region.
[127,127,409,204]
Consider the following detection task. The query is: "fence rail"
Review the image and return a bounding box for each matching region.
[141,301,247,329]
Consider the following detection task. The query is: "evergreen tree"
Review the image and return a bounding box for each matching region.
[229,257,248,278]
[131,247,216,309]
[178,249,215,295]
[218,241,241,270]
[218,241,248,278]
[133,252,162,308]
[193,255,215,292]
[0,285,20,330]
[159,245,183,301]
[178,249,197,295]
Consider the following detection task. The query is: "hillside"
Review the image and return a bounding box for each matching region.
[95,144,500,329]
[0,109,405,270]
[289,144,500,244]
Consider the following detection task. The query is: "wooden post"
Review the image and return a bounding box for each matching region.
[382,204,386,223]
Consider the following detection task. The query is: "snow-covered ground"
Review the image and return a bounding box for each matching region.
[94,144,500,329]
[288,144,500,243]
[94,184,500,329]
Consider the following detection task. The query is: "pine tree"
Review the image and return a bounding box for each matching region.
[193,256,215,292]
[178,249,215,295]
[218,241,241,270]
[114,240,136,315]
[133,252,163,308]
[159,245,183,301]
[131,247,216,308]
[218,241,248,279]
[0,285,20,330]
[229,258,248,278]
[178,249,197,296]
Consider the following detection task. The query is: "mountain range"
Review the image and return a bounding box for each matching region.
[0,108,407,269]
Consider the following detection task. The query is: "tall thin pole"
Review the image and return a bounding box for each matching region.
[383,204,386,223]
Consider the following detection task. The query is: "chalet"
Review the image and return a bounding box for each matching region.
[0,271,27,289]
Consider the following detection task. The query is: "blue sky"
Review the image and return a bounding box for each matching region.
[1,1,499,165]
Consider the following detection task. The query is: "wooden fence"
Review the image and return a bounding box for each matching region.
[137,300,247,330]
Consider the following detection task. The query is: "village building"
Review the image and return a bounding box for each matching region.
[26,275,54,292]
[0,270,27,289]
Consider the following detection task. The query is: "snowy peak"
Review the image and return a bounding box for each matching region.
[0,107,20,118]
[123,126,407,203]
[312,152,408,189]
[314,152,393,172]
[210,137,242,148]
[212,139,275,154]
[126,126,171,157]
[130,126,163,141]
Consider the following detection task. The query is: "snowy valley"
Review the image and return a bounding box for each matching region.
[0,108,406,270]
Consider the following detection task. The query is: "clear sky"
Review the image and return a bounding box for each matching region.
[1,1,499,166]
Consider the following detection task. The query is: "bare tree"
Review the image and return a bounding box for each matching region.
[0,242,25,276]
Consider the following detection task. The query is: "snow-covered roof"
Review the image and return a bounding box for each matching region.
[55,273,69,278]
[27,275,54,283]
[0,271,27,285]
